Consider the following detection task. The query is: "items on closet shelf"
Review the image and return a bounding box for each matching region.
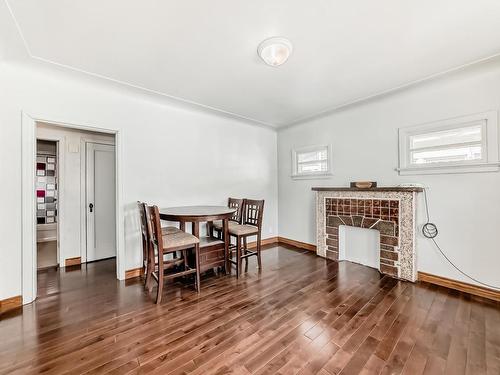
[36,154,58,224]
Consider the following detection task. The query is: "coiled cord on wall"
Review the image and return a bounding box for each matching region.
[422,188,500,290]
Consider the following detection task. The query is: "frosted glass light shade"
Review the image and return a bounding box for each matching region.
[258,37,292,67]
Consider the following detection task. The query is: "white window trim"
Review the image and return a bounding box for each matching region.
[291,144,332,179]
[397,111,500,175]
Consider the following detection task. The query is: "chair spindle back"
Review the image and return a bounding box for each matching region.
[138,201,148,239]
[228,197,244,223]
[147,205,164,251]
[242,199,264,229]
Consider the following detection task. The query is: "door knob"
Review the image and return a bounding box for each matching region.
[89,203,94,213]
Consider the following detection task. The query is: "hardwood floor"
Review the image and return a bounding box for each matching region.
[1,245,500,374]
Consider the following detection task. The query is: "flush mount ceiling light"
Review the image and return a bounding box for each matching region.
[257,37,293,67]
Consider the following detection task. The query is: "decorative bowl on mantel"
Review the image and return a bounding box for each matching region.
[350,181,377,189]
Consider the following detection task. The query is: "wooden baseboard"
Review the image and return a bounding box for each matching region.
[125,236,315,280]
[247,236,279,249]
[0,295,22,314]
[125,267,143,280]
[248,236,316,252]
[278,237,316,252]
[65,257,81,267]
[124,238,280,279]
[418,271,500,302]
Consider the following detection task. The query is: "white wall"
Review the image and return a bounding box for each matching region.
[0,1,27,62]
[278,58,500,288]
[36,123,115,264]
[0,61,278,301]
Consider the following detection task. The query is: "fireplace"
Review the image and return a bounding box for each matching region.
[313,187,423,282]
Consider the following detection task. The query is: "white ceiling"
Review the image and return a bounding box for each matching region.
[5,0,500,127]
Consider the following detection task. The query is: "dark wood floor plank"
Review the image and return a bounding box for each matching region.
[341,281,408,355]
[359,354,386,375]
[331,278,398,347]
[323,348,355,374]
[379,294,432,374]
[338,336,380,375]
[1,245,499,375]
[466,302,487,375]
[484,302,500,375]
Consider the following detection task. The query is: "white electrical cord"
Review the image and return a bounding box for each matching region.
[422,188,500,290]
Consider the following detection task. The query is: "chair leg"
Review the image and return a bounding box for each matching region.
[257,233,262,270]
[182,249,188,281]
[141,237,147,278]
[146,244,154,292]
[236,235,241,278]
[195,244,201,293]
[145,258,154,292]
[156,252,164,304]
[225,234,231,275]
[243,236,248,272]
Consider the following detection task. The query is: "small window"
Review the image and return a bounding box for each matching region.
[409,123,483,165]
[292,145,331,178]
[398,111,499,175]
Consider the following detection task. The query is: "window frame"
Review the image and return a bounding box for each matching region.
[398,111,499,175]
[291,144,332,179]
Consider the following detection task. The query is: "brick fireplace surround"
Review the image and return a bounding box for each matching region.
[313,187,423,282]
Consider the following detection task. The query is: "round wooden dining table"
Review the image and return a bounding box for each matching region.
[160,206,236,274]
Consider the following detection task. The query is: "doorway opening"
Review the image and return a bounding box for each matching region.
[34,122,117,298]
[36,139,59,271]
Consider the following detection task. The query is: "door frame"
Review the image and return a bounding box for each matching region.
[81,140,116,264]
[21,112,124,305]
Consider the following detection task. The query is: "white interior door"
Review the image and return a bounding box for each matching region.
[86,142,116,262]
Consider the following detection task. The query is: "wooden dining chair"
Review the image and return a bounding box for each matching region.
[210,198,244,239]
[227,199,264,277]
[137,201,149,281]
[138,201,182,289]
[146,205,201,304]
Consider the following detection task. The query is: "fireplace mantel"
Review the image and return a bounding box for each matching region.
[312,186,423,192]
[313,186,422,282]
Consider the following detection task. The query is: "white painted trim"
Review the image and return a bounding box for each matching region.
[398,111,499,175]
[79,139,86,264]
[291,173,333,180]
[21,113,37,305]
[115,130,125,281]
[82,138,115,146]
[21,113,125,306]
[397,163,500,176]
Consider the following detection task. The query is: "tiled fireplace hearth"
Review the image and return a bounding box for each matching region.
[313,187,423,282]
